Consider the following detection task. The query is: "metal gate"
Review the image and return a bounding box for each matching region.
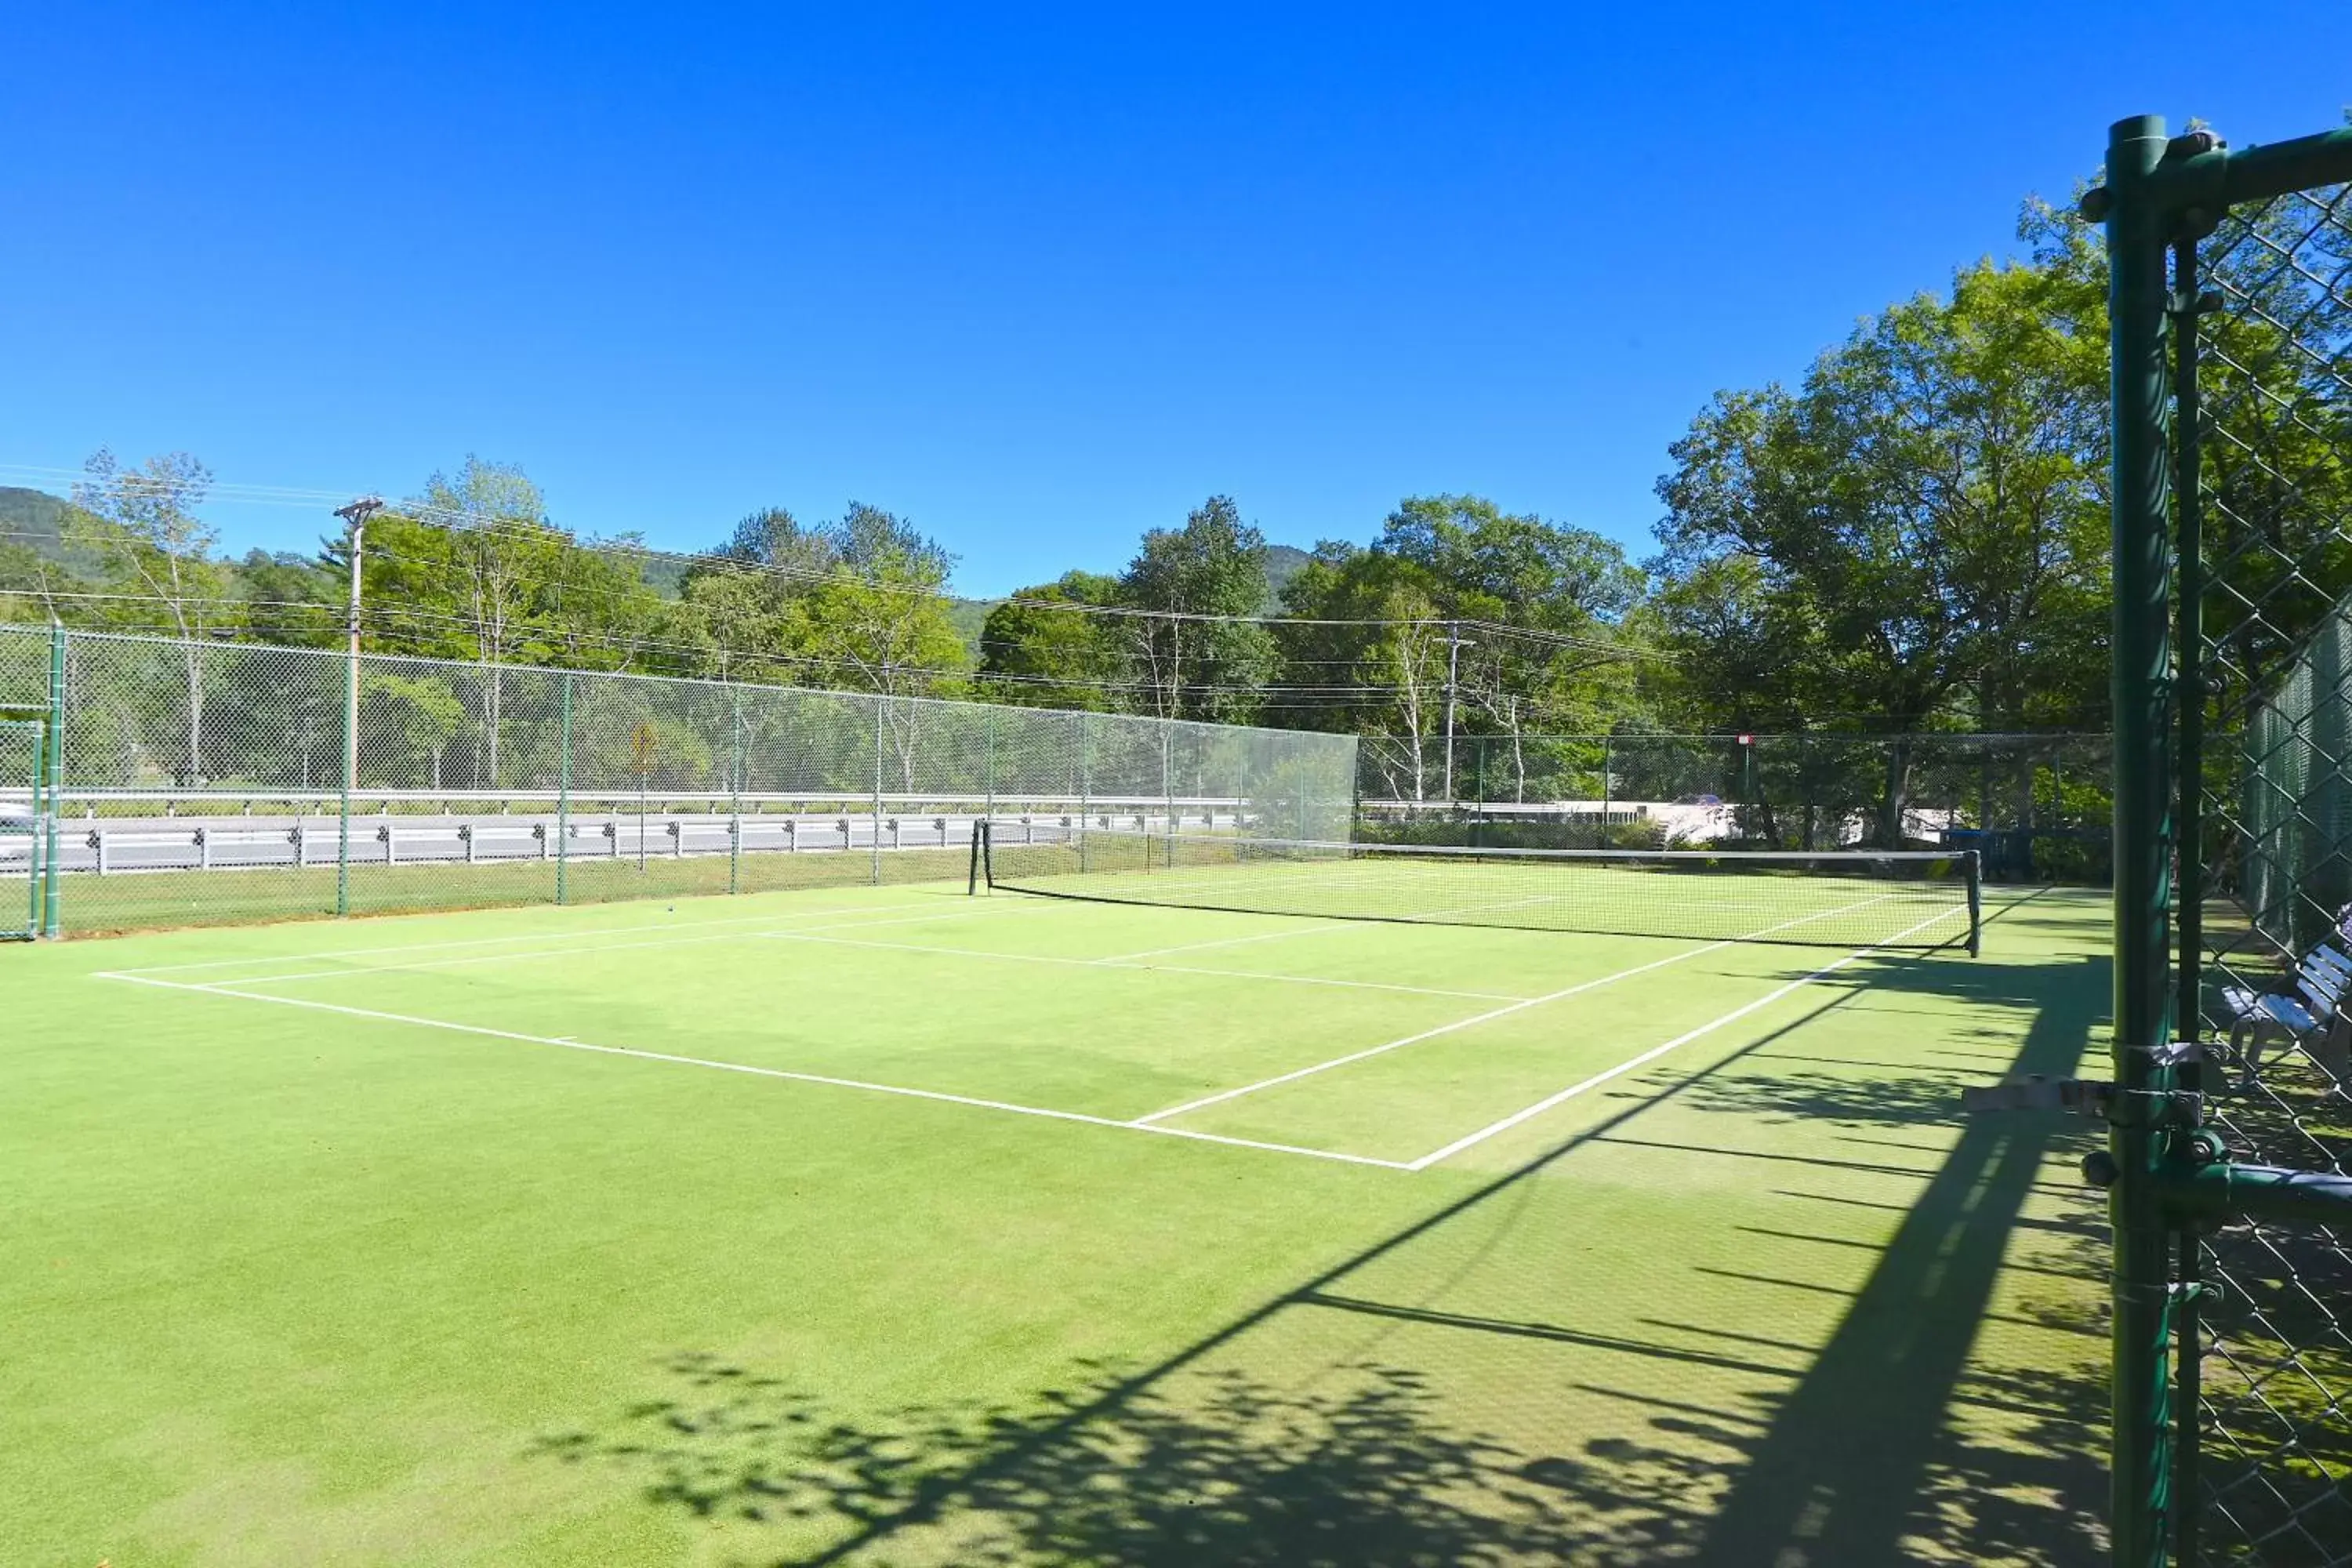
[2090,115,2352,1566]
[0,718,42,941]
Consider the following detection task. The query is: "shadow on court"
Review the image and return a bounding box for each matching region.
[533,909,2114,1566]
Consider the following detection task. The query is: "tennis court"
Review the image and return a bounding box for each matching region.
[6,845,2114,1564]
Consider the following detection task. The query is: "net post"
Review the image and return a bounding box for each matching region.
[967,816,986,895]
[44,626,64,938]
[556,670,572,906]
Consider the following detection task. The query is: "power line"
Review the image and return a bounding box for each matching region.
[9,464,1671,659]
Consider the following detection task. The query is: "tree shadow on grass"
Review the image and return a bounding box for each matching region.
[532,1352,1582,1566]
[535,911,2115,1566]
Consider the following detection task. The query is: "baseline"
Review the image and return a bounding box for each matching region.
[135,903,1044,989]
[100,894,971,978]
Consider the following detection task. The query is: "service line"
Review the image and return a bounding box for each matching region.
[97,973,1410,1171]
[100,895,970,978]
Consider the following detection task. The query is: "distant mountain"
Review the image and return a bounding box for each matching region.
[0,487,105,574]
[1262,543,1312,608]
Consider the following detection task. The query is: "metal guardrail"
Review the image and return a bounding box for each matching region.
[49,807,1247,877]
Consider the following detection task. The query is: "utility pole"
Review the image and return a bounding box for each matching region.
[333,495,384,916]
[1439,622,1475,804]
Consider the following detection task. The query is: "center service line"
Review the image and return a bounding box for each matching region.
[1124,895,1900,1127]
[1403,904,1963,1170]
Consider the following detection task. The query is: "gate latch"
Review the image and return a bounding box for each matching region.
[1960,1044,2205,1131]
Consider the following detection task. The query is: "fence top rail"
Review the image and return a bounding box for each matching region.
[1363,730,2114,744]
[52,788,1254,808]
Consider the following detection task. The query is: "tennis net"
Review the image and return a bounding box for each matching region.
[976,822,1981,953]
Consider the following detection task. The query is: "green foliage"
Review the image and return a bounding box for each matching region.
[360,673,469,789]
[1119,495,1279,724]
[1651,256,2111,840]
[976,571,1126,710]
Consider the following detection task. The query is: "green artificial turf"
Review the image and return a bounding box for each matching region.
[2,877,2114,1565]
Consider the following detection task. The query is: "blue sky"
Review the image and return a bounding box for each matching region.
[4,5,2347,597]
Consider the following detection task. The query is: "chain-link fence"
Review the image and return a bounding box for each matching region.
[0,626,1359,937]
[2176,145,2352,1568]
[2078,114,2352,1568]
[0,717,38,939]
[1359,731,2111,876]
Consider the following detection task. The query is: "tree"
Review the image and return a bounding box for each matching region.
[360,671,467,789]
[71,450,227,784]
[975,572,1127,710]
[1274,544,1452,797]
[1120,496,1276,724]
[1375,496,1648,800]
[1653,259,2110,844]
[231,549,340,648]
[772,503,969,789]
[353,457,666,784]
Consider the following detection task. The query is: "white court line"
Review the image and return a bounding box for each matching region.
[1402,905,1965,1171]
[1126,895,1902,1127]
[103,896,966,977]
[97,974,1412,1171]
[147,902,1040,987]
[757,929,1528,1002]
[180,904,1039,989]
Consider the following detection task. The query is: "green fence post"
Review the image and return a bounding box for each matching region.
[24,721,39,938]
[2097,112,2182,1568]
[336,639,355,919]
[870,697,884,886]
[556,671,572,906]
[1602,735,1613,849]
[2165,220,2214,1568]
[728,683,743,896]
[1078,710,1091,871]
[44,626,64,938]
